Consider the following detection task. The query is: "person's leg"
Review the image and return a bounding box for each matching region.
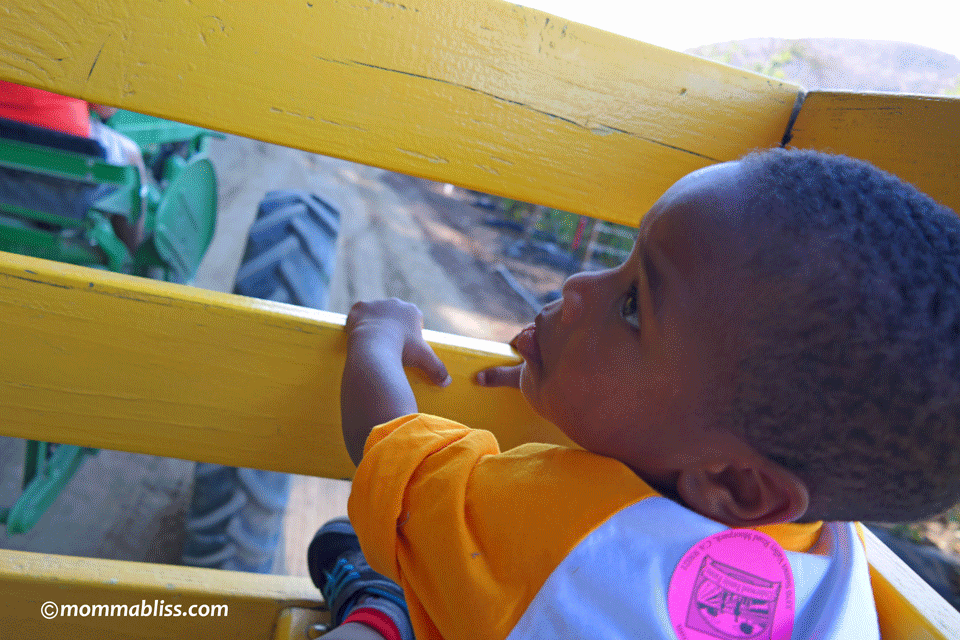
[89,119,148,252]
[308,517,414,640]
[88,119,149,181]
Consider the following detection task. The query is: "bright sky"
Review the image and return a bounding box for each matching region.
[521,0,960,61]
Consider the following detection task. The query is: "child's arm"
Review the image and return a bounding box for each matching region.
[341,299,451,466]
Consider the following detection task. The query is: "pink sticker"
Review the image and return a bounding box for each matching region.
[667,529,795,640]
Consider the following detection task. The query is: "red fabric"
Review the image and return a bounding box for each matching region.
[0,80,90,137]
[343,607,403,640]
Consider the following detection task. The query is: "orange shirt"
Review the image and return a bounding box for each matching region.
[0,81,90,137]
[347,414,880,640]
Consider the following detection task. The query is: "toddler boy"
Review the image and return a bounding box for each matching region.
[315,149,960,639]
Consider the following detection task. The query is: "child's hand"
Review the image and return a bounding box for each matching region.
[345,298,451,387]
[341,299,451,466]
[475,331,523,388]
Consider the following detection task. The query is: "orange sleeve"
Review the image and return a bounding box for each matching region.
[348,414,657,640]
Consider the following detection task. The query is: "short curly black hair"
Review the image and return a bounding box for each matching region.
[721,148,960,522]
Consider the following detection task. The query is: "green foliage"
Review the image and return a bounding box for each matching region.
[536,208,578,245]
[753,43,811,82]
[944,76,960,96]
[948,504,960,524]
[500,198,524,222]
[591,222,636,267]
[700,44,733,65]
[890,523,926,543]
[696,41,817,85]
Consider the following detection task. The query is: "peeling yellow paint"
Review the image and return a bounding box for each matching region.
[0,251,568,478]
[398,148,450,164]
[0,0,798,226]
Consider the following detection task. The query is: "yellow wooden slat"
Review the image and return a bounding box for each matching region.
[0,250,570,479]
[863,528,960,640]
[1,535,954,640]
[0,548,322,639]
[274,607,325,640]
[788,91,960,214]
[0,0,800,226]
[3,249,958,640]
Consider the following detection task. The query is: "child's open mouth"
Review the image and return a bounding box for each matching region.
[514,321,542,369]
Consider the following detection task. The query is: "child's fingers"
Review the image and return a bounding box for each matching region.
[475,364,523,388]
[404,339,452,387]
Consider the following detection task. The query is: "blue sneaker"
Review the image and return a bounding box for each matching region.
[307,517,410,629]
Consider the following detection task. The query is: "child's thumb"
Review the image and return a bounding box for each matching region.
[476,364,522,388]
[405,340,452,387]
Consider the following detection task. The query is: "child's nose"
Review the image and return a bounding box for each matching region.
[558,270,600,324]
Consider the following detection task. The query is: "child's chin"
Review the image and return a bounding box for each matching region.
[518,369,556,429]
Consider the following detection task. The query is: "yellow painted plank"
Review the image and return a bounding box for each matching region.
[0,548,322,639]
[0,251,569,479]
[788,91,960,214]
[274,607,326,640]
[0,0,800,226]
[0,536,955,640]
[863,528,960,640]
[2,248,955,640]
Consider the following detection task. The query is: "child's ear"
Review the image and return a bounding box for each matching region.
[675,458,809,527]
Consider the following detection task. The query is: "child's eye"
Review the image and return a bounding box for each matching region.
[620,285,640,330]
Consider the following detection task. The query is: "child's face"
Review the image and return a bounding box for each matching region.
[515,161,757,487]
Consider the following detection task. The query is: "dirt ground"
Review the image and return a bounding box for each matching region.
[0,133,563,577]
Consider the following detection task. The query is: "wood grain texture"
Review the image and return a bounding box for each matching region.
[789,91,960,214]
[273,608,327,640]
[2,251,958,638]
[863,527,960,640]
[0,250,569,479]
[0,548,321,639]
[0,0,800,226]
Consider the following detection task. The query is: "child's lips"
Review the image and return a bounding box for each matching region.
[514,321,542,368]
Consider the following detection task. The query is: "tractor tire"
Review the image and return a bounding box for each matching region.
[181,190,340,573]
[233,190,340,307]
[181,465,290,573]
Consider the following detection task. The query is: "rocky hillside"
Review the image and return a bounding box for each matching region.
[687,38,960,95]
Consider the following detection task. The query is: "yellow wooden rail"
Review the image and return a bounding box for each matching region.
[0,548,323,640]
[3,251,959,640]
[0,250,569,480]
[789,91,960,215]
[0,0,801,226]
[864,529,960,639]
[2,0,960,638]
